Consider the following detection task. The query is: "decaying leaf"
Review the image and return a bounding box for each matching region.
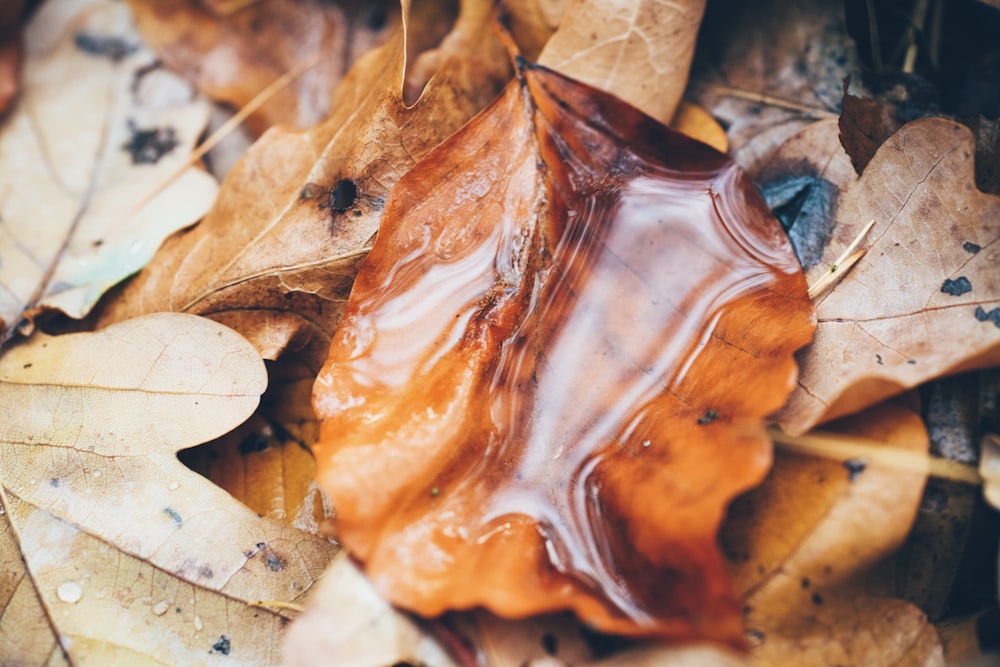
[0,0,218,344]
[311,59,814,642]
[537,0,707,124]
[687,0,859,174]
[99,0,510,370]
[723,400,943,665]
[761,118,1000,434]
[125,0,459,134]
[0,313,337,664]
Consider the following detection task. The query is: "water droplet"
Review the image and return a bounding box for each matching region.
[152,600,170,616]
[57,581,83,603]
[168,481,179,491]
[193,615,204,632]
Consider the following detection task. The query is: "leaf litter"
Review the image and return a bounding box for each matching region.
[2,0,1000,664]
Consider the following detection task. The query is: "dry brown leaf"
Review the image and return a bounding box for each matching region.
[722,400,943,665]
[0,313,337,665]
[761,118,1000,434]
[502,0,567,61]
[125,0,400,134]
[283,552,459,667]
[537,0,707,124]
[0,0,218,344]
[312,57,814,642]
[687,0,859,174]
[99,0,510,370]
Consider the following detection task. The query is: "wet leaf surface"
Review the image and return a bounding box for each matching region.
[312,60,814,642]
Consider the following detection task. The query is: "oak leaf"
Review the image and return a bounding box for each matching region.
[722,401,943,665]
[0,0,218,345]
[538,0,707,125]
[312,60,814,643]
[761,118,1000,434]
[0,313,337,665]
[99,0,511,370]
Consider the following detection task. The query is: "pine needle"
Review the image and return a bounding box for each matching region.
[768,425,982,484]
[697,84,838,118]
[807,218,877,300]
[249,599,307,613]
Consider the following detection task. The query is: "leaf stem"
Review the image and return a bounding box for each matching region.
[768,425,982,484]
[807,218,877,300]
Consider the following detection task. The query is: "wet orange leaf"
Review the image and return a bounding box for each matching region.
[312,60,815,643]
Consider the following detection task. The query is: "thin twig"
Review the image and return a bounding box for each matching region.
[807,218,877,300]
[697,84,838,118]
[250,600,307,613]
[902,0,931,73]
[865,0,883,71]
[768,426,983,485]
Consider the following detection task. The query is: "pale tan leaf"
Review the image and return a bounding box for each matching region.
[0,313,337,665]
[538,0,706,124]
[764,118,1000,434]
[0,0,218,343]
[283,552,457,667]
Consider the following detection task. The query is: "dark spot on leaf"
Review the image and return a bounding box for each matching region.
[843,458,867,482]
[367,10,388,31]
[249,19,262,33]
[92,239,103,248]
[541,632,558,656]
[353,209,363,216]
[941,276,972,296]
[256,542,266,550]
[210,635,231,655]
[963,241,982,254]
[238,434,269,455]
[49,478,59,487]
[745,629,765,647]
[800,577,810,589]
[123,121,178,165]
[163,507,183,525]
[907,359,917,365]
[74,31,138,61]
[266,552,287,572]
[697,409,718,425]
[875,353,883,365]
[976,306,1000,328]
[812,592,824,605]
[22,362,31,369]
[199,565,213,579]
[331,179,358,213]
